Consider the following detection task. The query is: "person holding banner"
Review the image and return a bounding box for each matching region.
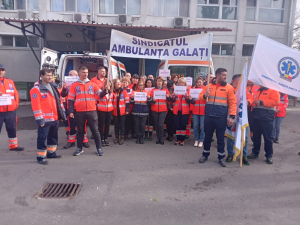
[189,75,206,148]
[97,80,114,147]
[144,78,155,141]
[112,78,130,145]
[198,68,237,167]
[130,81,152,144]
[0,64,24,151]
[247,86,279,164]
[122,77,135,140]
[272,93,288,144]
[150,76,171,145]
[171,77,190,146]
[246,80,259,142]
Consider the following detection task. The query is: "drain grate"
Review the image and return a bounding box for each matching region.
[37,183,82,199]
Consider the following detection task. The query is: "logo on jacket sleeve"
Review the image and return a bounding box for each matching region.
[120,93,124,99]
[76,86,80,92]
[32,93,37,99]
[89,85,93,91]
[278,57,300,82]
[9,83,13,90]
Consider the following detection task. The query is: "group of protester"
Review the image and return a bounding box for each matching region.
[0,63,289,167]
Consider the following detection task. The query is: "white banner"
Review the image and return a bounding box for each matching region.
[190,88,202,99]
[154,91,166,100]
[110,29,212,60]
[65,76,79,87]
[145,87,154,94]
[0,94,12,106]
[186,77,193,86]
[174,86,187,95]
[249,34,300,97]
[134,92,147,101]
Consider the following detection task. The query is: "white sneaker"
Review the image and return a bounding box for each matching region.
[198,142,203,147]
[194,141,199,147]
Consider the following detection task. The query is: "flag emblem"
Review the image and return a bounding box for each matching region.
[278,57,300,82]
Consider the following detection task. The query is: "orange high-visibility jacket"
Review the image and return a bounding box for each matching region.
[251,87,280,121]
[30,81,66,126]
[97,90,113,112]
[276,94,288,117]
[90,76,106,89]
[112,88,130,116]
[190,86,206,115]
[233,86,254,106]
[172,90,190,115]
[0,77,19,112]
[68,80,101,113]
[150,88,171,113]
[199,82,237,117]
[247,84,259,96]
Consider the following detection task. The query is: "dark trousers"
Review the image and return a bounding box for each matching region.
[75,111,101,149]
[98,111,112,140]
[134,116,147,136]
[145,111,154,137]
[37,120,59,159]
[165,110,175,138]
[152,111,167,140]
[173,111,189,142]
[0,110,18,149]
[252,118,274,158]
[68,116,88,143]
[248,107,254,141]
[203,116,227,160]
[125,113,135,136]
[114,115,126,136]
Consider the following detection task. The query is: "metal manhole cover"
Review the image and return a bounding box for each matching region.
[36,183,81,199]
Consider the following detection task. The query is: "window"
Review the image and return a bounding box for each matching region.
[246,0,285,23]
[0,36,39,48]
[1,0,39,10]
[242,45,254,56]
[51,0,89,12]
[197,0,237,19]
[1,0,14,9]
[148,0,189,17]
[222,0,237,19]
[100,0,141,15]
[212,44,234,55]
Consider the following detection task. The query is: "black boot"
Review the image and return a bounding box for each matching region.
[83,142,90,148]
[139,135,144,144]
[136,136,140,144]
[64,142,75,149]
[219,159,226,167]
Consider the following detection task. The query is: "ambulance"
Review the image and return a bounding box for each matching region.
[40,47,126,85]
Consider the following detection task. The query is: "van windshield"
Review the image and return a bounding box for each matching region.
[169,66,208,80]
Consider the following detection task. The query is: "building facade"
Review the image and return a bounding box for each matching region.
[0,0,297,85]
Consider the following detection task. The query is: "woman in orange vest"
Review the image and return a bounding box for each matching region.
[150,76,171,145]
[122,77,135,140]
[272,93,288,144]
[112,78,130,145]
[171,77,190,146]
[144,78,155,141]
[97,80,113,147]
[130,81,152,144]
[189,75,206,148]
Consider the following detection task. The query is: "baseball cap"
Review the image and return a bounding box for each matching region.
[0,64,5,70]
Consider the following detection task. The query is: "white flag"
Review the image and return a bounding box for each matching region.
[249,34,300,97]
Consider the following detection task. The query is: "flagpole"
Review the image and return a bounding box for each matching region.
[206,34,213,102]
[206,61,211,102]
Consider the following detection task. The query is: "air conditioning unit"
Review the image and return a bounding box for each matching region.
[73,13,82,22]
[18,11,31,19]
[174,17,189,28]
[118,15,132,24]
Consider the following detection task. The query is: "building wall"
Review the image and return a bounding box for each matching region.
[0,0,297,82]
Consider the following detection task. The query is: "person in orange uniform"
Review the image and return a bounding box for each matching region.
[97,80,114,147]
[128,74,139,91]
[189,75,206,148]
[0,64,24,151]
[130,81,152,144]
[68,66,103,157]
[226,74,253,166]
[246,80,259,142]
[272,93,288,144]
[247,86,280,164]
[112,78,130,145]
[30,69,66,165]
[90,66,107,89]
[150,76,171,145]
[122,77,134,140]
[171,77,190,146]
[198,68,237,167]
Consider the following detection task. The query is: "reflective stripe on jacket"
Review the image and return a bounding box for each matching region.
[190,87,206,115]
[0,77,19,112]
[172,90,190,115]
[97,91,113,112]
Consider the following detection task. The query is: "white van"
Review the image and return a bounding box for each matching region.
[40,48,126,85]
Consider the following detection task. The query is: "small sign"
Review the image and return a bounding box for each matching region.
[145,87,154,94]
[65,76,79,87]
[159,69,170,79]
[186,77,193,86]
[174,86,187,95]
[0,94,12,106]
[134,92,147,101]
[154,90,166,100]
[190,88,203,99]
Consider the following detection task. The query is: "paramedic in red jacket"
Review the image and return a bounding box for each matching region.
[0,64,24,151]
[272,93,288,144]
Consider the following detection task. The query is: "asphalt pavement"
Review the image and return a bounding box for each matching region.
[0,104,300,225]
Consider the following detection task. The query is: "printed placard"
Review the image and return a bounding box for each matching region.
[0,94,12,106]
[174,86,187,95]
[190,89,202,99]
[186,77,193,86]
[154,90,166,100]
[134,92,147,101]
[159,69,170,79]
[65,76,79,87]
[145,87,154,94]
